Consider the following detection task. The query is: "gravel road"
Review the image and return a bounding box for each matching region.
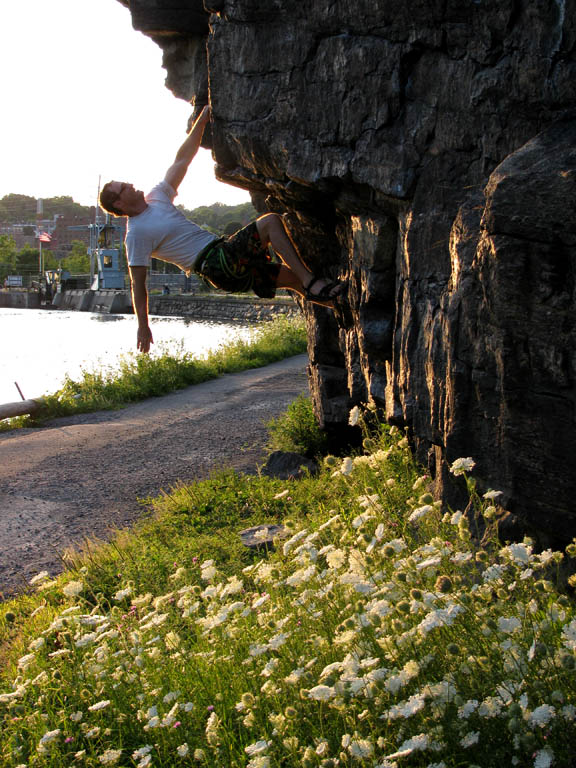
[0,355,308,598]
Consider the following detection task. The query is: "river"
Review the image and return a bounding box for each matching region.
[1,308,251,404]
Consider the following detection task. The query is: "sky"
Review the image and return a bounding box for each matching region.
[0,0,250,210]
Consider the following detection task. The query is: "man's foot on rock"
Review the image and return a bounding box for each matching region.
[304,276,346,302]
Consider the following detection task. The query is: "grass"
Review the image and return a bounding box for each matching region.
[266,394,329,458]
[1,406,575,767]
[1,315,307,430]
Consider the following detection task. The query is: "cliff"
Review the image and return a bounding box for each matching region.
[122,0,576,544]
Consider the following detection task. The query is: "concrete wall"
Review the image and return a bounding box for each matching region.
[1,289,299,324]
[0,291,40,309]
[53,290,133,313]
[148,294,299,323]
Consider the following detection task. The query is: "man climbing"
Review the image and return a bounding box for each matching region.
[99,105,346,353]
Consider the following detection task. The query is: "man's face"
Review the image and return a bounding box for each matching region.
[108,181,145,212]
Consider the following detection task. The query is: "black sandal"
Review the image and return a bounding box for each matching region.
[304,276,346,302]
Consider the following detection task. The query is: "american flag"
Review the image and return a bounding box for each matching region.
[38,232,52,242]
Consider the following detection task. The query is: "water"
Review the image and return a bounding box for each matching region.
[0,309,252,404]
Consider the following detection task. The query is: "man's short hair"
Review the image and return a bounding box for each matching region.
[99,182,123,217]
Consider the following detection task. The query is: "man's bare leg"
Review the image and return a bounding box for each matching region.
[256,214,343,300]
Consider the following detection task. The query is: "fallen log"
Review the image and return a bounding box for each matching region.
[0,399,44,421]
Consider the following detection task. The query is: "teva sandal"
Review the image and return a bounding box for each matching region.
[304,276,346,302]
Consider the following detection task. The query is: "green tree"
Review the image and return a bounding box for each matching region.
[0,193,93,224]
[223,220,242,235]
[0,194,37,223]
[15,246,40,273]
[60,240,90,273]
[176,201,257,235]
[0,235,17,280]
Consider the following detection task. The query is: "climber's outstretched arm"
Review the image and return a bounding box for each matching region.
[165,105,211,192]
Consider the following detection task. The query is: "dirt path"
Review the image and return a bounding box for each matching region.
[0,355,308,597]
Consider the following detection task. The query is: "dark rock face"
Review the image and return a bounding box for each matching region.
[122,0,576,543]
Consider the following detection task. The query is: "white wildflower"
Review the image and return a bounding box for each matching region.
[326,548,347,569]
[417,604,463,635]
[451,551,472,563]
[358,493,383,513]
[200,561,217,581]
[252,593,270,609]
[460,731,480,748]
[63,580,84,597]
[562,618,576,650]
[18,652,36,670]
[114,586,132,601]
[348,406,360,426]
[269,632,289,649]
[284,667,305,685]
[163,691,180,704]
[176,743,189,757]
[286,565,316,587]
[408,505,434,523]
[478,697,503,717]
[458,700,479,719]
[384,661,420,694]
[529,704,556,728]
[340,457,354,475]
[169,567,187,581]
[245,740,271,756]
[348,738,373,759]
[318,513,341,531]
[383,692,426,720]
[482,564,505,583]
[449,457,476,475]
[88,700,111,712]
[282,529,308,555]
[28,636,45,651]
[308,685,335,702]
[38,728,61,748]
[497,616,522,634]
[533,749,554,768]
[132,746,153,759]
[386,733,429,759]
[29,570,50,585]
[352,512,374,529]
[247,758,270,768]
[501,543,532,564]
[98,749,122,765]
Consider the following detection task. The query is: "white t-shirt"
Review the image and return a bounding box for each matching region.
[125,181,217,275]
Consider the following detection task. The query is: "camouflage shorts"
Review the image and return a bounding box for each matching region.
[193,221,281,298]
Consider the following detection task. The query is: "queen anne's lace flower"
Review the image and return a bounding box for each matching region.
[449,457,476,475]
[348,406,360,426]
[529,704,556,728]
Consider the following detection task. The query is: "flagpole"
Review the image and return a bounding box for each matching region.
[37,198,43,280]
